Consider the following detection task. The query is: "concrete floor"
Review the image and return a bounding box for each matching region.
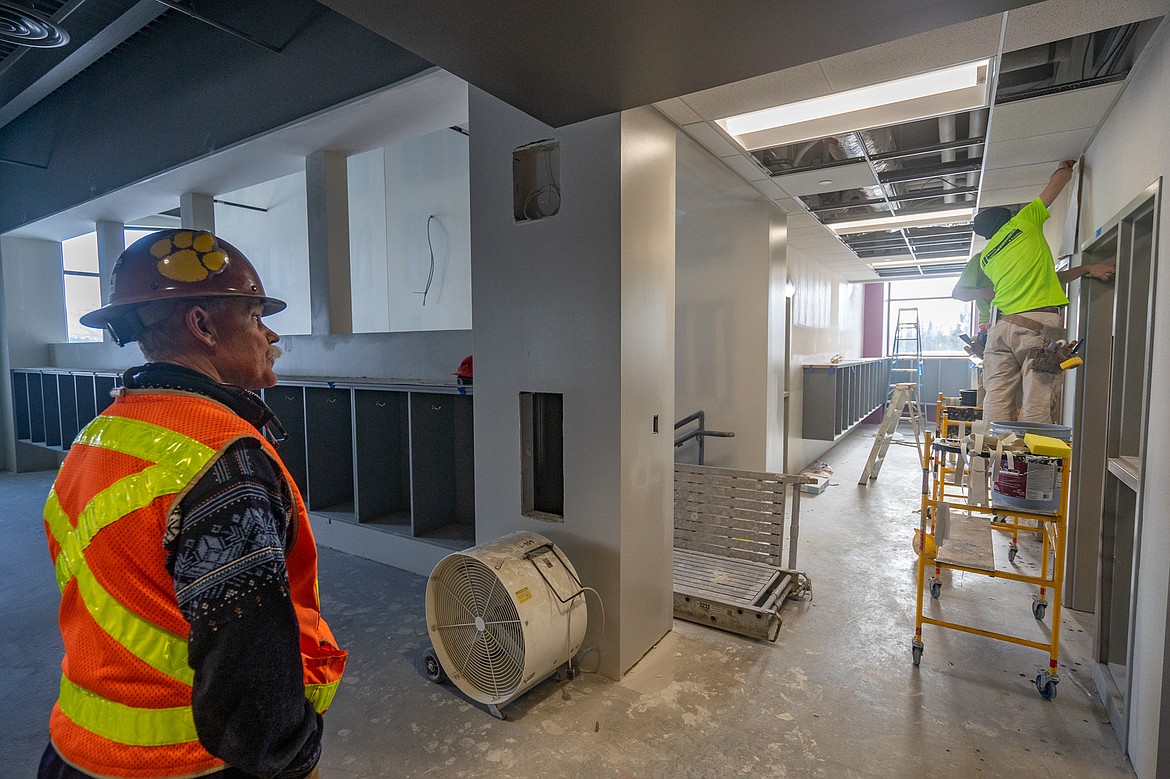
[5,426,1135,777]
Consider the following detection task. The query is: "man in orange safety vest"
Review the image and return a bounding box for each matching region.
[39,229,346,779]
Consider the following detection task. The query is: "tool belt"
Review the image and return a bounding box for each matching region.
[1028,342,1079,373]
[1000,313,1047,333]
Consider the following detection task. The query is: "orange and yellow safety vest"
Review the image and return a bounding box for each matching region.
[44,389,347,778]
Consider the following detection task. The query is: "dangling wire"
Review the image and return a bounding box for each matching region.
[422,214,436,306]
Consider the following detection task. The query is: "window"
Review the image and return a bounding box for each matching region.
[885,277,974,356]
[62,233,102,343]
[63,228,158,342]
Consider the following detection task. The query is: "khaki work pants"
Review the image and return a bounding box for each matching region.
[981,311,1064,426]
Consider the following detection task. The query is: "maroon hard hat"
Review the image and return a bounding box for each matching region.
[80,228,285,345]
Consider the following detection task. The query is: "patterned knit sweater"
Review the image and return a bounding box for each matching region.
[40,363,322,779]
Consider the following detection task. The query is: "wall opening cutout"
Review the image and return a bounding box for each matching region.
[520,392,564,519]
[513,139,561,222]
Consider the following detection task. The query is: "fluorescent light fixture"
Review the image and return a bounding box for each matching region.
[870,255,969,270]
[718,60,990,151]
[828,207,974,234]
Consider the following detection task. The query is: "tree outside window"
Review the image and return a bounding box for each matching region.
[886,277,975,356]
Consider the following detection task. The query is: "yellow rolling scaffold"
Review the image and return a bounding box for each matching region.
[912,400,1071,699]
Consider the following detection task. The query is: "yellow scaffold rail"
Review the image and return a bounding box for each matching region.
[911,428,1071,700]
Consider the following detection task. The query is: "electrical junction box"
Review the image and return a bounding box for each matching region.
[513,139,561,222]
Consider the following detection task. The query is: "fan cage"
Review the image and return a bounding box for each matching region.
[430,554,525,699]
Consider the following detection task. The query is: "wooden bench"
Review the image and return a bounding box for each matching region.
[673,463,814,641]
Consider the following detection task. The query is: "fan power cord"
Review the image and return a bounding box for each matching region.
[525,544,605,675]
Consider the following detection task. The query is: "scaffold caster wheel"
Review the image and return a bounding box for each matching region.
[930,580,942,599]
[1035,672,1058,700]
[912,642,923,667]
[1032,600,1048,620]
[1008,546,1018,563]
[422,647,446,683]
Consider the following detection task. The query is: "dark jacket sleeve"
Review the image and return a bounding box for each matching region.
[166,438,322,779]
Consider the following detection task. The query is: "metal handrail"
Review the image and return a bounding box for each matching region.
[674,410,734,465]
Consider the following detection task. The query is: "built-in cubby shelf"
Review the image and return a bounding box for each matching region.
[11,368,121,452]
[801,358,891,441]
[10,369,475,548]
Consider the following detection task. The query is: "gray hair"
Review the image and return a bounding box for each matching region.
[135,298,241,362]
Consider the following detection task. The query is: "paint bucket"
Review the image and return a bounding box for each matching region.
[989,422,1071,512]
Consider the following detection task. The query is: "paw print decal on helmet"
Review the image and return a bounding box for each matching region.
[150,230,229,282]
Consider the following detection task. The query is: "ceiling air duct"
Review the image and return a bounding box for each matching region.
[0,1,69,48]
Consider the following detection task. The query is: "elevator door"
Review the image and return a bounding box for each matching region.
[1070,182,1158,750]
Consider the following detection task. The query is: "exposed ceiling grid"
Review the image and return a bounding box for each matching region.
[1003,0,1170,51]
[655,1,1166,281]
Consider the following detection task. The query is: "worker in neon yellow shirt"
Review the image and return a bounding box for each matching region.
[958,160,1115,424]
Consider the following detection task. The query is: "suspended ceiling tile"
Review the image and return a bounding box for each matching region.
[772,196,806,214]
[772,162,881,197]
[720,153,771,182]
[822,259,869,269]
[786,212,822,229]
[681,121,741,159]
[653,98,703,126]
[819,16,1003,92]
[678,62,834,121]
[989,82,1126,140]
[1003,0,1169,52]
[789,226,834,243]
[982,127,1096,170]
[978,184,1052,207]
[750,176,787,198]
[798,236,855,253]
[983,160,1080,192]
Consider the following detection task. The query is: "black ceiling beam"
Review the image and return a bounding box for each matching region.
[319,0,1040,127]
[0,2,432,232]
[0,0,158,130]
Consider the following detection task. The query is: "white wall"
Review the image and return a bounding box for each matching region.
[469,86,675,679]
[619,107,678,672]
[674,130,787,472]
[676,204,774,469]
[1080,20,1170,779]
[215,172,311,335]
[786,245,865,471]
[348,126,472,333]
[0,236,69,471]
